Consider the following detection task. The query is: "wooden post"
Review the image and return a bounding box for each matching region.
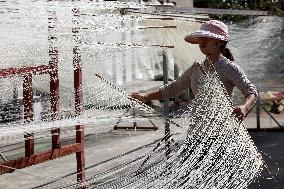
[76,125,85,182]
[72,7,86,184]
[72,8,83,114]
[73,47,83,114]
[24,133,34,157]
[51,128,61,149]
[163,50,170,159]
[49,50,59,117]
[48,10,59,119]
[48,10,61,159]
[23,74,33,121]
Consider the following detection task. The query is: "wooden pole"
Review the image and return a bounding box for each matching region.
[23,74,33,121]
[97,42,174,49]
[48,10,60,119]
[22,86,34,167]
[72,7,86,184]
[51,128,61,149]
[73,8,83,114]
[73,47,83,114]
[76,125,85,182]
[48,10,61,158]
[24,133,34,157]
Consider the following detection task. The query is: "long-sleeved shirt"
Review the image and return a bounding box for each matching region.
[160,57,258,99]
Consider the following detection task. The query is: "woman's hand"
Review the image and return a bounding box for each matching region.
[232,105,249,121]
[232,94,257,121]
[129,93,149,103]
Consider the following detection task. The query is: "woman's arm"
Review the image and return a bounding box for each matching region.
[232,94,257,120]
[130,90,163,103]
[227,63,258,120]
[130,66,193,102]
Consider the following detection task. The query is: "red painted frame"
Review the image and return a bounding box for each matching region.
[0,9,86,182]
[0,63,86,183]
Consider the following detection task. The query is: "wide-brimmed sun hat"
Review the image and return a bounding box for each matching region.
[184,20,229,44]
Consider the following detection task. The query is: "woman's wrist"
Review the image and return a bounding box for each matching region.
[243,104,250,113]
[243,94,257,113]
[142,93,149,102]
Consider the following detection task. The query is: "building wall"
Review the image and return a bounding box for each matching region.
[175,0,193,7]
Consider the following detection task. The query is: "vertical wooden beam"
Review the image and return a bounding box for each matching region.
[49,48,59,118]
[73,47,83,114]
[51,128,61,149]
[72,8,86,185]
[48,10,59,119]
[24,133,34,157]
[48,10,61,161]
[163,50,170,159]
[49,54,59,113]
[23,74,33,121]
[72,8,83,115]
[22,43,35,167]
[76,125,85,182]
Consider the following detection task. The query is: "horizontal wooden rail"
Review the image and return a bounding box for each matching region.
[0,65,51,78]
[126,10,209,21]
[0,143,82,174]
[97,42,174,48]
[79,25,176,31]
[138,26,176,29]
[145,17,175,20]
[149,7,268,16]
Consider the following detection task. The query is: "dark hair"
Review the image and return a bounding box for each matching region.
[220,42,234,61]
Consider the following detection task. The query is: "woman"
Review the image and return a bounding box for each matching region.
[131,20,257,120]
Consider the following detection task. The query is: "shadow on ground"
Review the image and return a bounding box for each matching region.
[249,132,284,189]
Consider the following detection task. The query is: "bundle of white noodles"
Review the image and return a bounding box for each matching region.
[0,61,262,189]
[56,63,262,189]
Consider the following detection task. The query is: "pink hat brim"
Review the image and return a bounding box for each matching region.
[184,30,229,44]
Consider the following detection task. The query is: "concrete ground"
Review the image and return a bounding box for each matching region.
[0,110,283,189]
[249,131,284,189]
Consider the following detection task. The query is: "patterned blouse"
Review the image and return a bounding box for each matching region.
[160,57,258,99]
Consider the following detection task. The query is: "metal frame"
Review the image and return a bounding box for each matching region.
[113,108,158,130]
[248,98,284,132]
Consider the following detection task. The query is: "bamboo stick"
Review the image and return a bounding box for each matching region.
[94,74,182,128]
[97,41,174,48]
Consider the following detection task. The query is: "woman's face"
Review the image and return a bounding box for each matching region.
[198,37,220,56]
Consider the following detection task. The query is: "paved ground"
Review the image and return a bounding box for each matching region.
[249,131,284,189]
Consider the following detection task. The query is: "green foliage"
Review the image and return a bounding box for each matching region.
[208,0,250,10]
[259,0,273,10]
[194,0,279,21]
[194,0,277,11]
[210,14,249,22]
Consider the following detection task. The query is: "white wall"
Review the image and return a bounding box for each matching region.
[174,0,193,7]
